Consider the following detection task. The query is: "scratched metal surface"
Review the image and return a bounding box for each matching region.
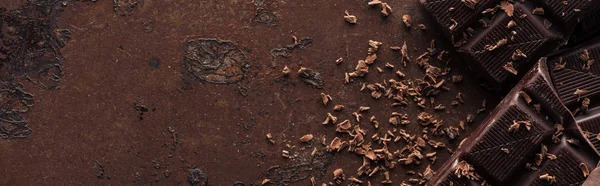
[0,0,499,185]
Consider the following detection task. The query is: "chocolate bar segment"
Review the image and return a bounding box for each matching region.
[421,0,600,86]
[517,137,598,185]
[530,0,600,33]
[458,2,563,86]
[420,0,497,42]
[569,9,600,46]
[548,39,600,112]
[427,60,600,185]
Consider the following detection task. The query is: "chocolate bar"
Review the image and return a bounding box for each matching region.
[569,9,600,46]
[420,0,600,86]
[426,59,600,185]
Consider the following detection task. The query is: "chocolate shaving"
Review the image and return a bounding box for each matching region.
[320,93,332,105]
[344,10,357,24]
[381,3,393,16]
[449,19,458,31]
[503,62,518,75]
[402,15,412,27]
[401,41,410,66]
[500,1,514,17]
[484,38,508,51]
[574,89,589,101]
[532,7,545,15]
[508,120,531,132]
[581,163,590,178]
[554,57,566,71]
[300,134,313,143]
[454,160,481,180]
[511,49,527,61]
[507,20,517,28]
[462,0,478,9]
[539,174,556,184]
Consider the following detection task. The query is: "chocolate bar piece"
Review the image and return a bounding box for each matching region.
[420,0,600,86]
[569,9,600,46]
[427,59,600,185]
[458,2,563,86]
[546,38,600,155]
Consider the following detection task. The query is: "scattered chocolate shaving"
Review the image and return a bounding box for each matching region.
[434,104,446,111]
[336,120,352,133]
[333,105,344,111]
[532,7,545,15]
[552,124,564,143]
[282,65,291,76]
[455,160,481,180]
[554,57,566,71]
[507,20,517,28]
[403,15,412,27]
[327,137,343,152]
[262,179,270,185]
[333,168,345,184]
[500,1,514,17]
[508,120,532,132]
[370,116,380,128]
[582,98,591,113]
[482,7,498,15]
[344,10,358,24]
[511,49,527,61]
[321,93,332,105]
[382,171,392,184]
[349,177,363,183]
[574,89,589,101]
[449,19,458,31]
[466,114,475,123]
[503,62,518,75]
[266,133,275,144]
[385,63,395,69]
[581,163,590,178]
[462,0,478,9]
[456,92,465,104]
[539,174,556,184]
[352,112,362,122]
[519,91,532,104]
[300,134,314,143]
[418,24,427,30]
[368,0,382,6]
[381,3,392,16]
[579,49,594,71]
[401,41,410,66]
[336,57,344,65]
[484,38,508,51]
[323,113,338,125]
[477,99,487,114]
[359,106,371,112]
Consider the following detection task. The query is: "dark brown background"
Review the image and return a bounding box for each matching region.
[0,0,500,185]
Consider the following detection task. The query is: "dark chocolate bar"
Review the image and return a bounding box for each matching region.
[427,59,600,185]
[545,38,600,157]
[569,9,600,46]
[420,0,600,86]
